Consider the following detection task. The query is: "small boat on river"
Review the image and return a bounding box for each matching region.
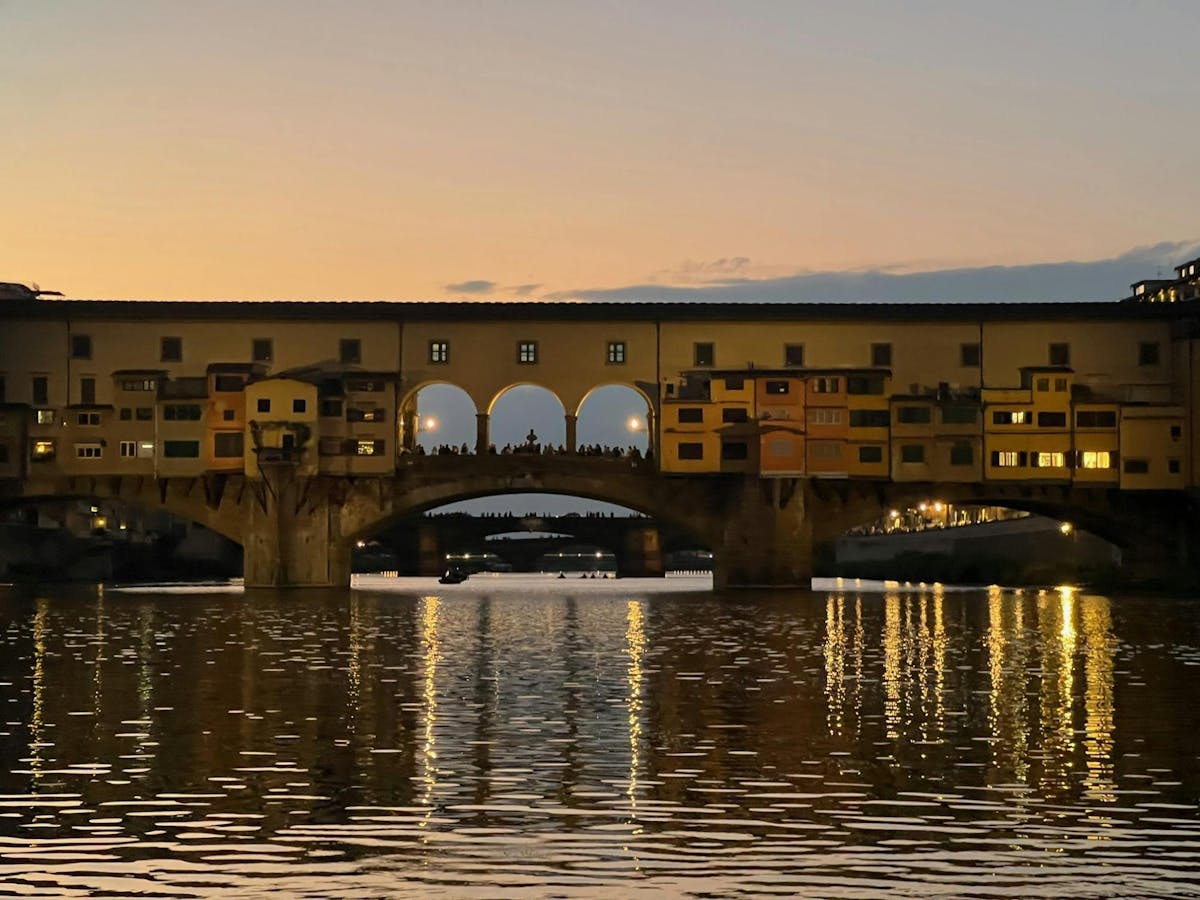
[438,567,469,584]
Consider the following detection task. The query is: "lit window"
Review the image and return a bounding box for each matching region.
[993,451,1023,467]
[765,380,790,395]
[356,439,384,456]
[992,410,1030,425]
[1032,452,1065,468]
[36,409,55,425]
[31,440,55,460]
[1080,451,1112,469]
[430,341,449,364]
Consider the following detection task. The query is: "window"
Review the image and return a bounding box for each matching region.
[992,450,1025,467]
[135,407,154,421]
[1054,378,1068,392]
[849,409,889,427]
[677,407,704,424]
[764,380,790,395]
[1036,378,1050,392]
[721,441,749,460]
[214,432,244,458]
[1169,459,1181,474]
[339,338,362,364]
[941,405,977,425]
[222,409,235,422]
[1138,342,1161,366]
[1049,343,1070,366]
[71,334,91,359]
[721,408,749,423]
[678,442,704,460]
[693,342,714,367]
[257,398,271,413]
[870,342,892,367]
[517,341,538,364]
[960,343,981,367]
[119,440,137,458]
[292,399,307,414]
[80,378,96,405]
[950,443,974,466]
[1123,458,1149,474]
[809,408,843,425]
[74,443,103,459]
[120,378,156,391]
[32,376,48,406]
[1031,452,1065,468]
[356,439,385,456]
[320,399,344,418]
[163,404,202,421]
[900,444,925,463]
[1079,451,1114,469]
[1076,410,1117,428]
[858,445,883,463]
[31,439,56,461]
[36,409,55,425]
[809,441,841,459]
[160,337,182,362]
[120,408,132,421]
[1037,411,1067,427]
[811,377,840,394]
[213,375,243,392]
[430,341,449,364]
[896,406,932,424]
[767,438,794,458]
[724,376,744,391]
[607,341,625,364]
[1170,425,1182,441]
[784,343,804,366]
[76,412,101,426]
[347,407,385,422]
[162,440,200,458]
[252,338,273,363]
[846,376,885,395]
[319,437,348,456]
[992,410,1030,425]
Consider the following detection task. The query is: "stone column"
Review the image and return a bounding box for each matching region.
[564,413,578,454]
[243,465,351,588]
[646,409,657,460]
[616,525,665,577]
[475,413,490,455]
[713,477,813,589]
[402,409,418,452]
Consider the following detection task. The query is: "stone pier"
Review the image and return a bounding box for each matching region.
[713,477,813,589]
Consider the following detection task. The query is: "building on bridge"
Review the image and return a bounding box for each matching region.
[2,254,1200,588]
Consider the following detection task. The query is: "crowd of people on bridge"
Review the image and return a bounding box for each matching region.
[403,429,651,462]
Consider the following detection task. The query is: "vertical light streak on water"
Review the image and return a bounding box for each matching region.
[1082,594,1116,807]
[987,586,1031,782]
[852,596,864,736]
[1037,588,1077,795]
[931,585,946,743]
[348,595,363,725]
[93,587,105,726]
[625,599,646,819]
[823,594,846,738]
[29,598,48,788]
[419,595,441,827]
[883,592,901,740]
[916,593,931,742]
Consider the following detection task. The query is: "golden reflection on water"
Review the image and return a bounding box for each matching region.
[824,594,846,737]
[625,599,646,815]
[1039,588,1077,794]
[419,595,442,823]
[883,592,902,739]
[29,598,48,787]
[1082,595,1116,804]
[987,586,1030,783]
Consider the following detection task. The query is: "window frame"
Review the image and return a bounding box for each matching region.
[160,336,183,363]
[429,340,449,364]
[517,341,538,364]
[606,341,626,365]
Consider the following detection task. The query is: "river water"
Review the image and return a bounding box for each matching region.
[1,575,1199,898]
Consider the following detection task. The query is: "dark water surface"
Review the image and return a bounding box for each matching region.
[2,575,1200,898]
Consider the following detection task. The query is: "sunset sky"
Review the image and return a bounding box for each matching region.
[3,1,1199,302]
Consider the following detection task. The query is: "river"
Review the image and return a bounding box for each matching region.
[0,575,1198,897]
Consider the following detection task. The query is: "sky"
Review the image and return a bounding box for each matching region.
[2,1,1199,303]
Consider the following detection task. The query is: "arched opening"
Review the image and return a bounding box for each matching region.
[401,382,478,455]
[576,384,652,455]
[488,384,566,452]
[0,496,241,582]
[826,498,1119,587]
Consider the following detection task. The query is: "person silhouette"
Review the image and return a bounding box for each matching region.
[525,428,538,446]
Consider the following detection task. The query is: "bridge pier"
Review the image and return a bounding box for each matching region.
[714,477,813,589]
[565,414,578,454]
[418,523,443,576]
[242,466,351,588]
[617,526,664,577]
[476,413,490,455]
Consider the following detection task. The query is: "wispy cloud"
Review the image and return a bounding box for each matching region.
[444,279,497,294]
[545,241,1200,303]
[507,283,542,296]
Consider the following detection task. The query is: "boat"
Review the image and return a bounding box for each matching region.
[438,567,469,584]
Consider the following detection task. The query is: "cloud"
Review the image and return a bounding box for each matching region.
[546,240,1200,303]
[444,279,497,294]
[506,283,542,296]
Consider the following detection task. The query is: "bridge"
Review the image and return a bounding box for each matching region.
[2,286,1200,588]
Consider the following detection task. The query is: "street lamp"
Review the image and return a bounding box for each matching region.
[423,416,438,432]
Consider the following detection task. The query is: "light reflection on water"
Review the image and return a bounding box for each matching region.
[1,575,1200,897]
